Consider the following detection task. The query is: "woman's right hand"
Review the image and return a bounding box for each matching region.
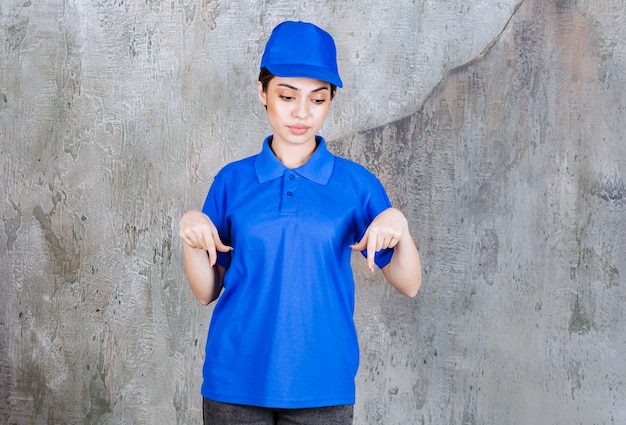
[179,209,232,266]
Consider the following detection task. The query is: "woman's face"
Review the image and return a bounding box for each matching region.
[258,76,332,150]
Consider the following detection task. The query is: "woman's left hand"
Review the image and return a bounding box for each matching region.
[350,208,408,272]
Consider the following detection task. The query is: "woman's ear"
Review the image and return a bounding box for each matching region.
[257,81,267,106]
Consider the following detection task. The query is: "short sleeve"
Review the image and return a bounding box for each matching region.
[201,172,232,269]
[361,176,394,269]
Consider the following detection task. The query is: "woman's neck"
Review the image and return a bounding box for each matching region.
[270,138,318,169]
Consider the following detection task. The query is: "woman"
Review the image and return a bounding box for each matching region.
[179,20,422,425]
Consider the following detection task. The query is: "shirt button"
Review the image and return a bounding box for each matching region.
[286,191,293,196]
[289,174,295,180]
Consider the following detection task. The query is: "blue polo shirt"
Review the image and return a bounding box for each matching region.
[200,135,394,408]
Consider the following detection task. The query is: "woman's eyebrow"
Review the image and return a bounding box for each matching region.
[276,83,329,93]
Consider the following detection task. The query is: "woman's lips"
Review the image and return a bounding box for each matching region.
[288,125,309,136]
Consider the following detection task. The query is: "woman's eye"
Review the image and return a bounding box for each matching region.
[312,98,326,104]
[279,95,294,101]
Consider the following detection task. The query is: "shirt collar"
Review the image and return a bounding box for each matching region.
[255,135,335,185]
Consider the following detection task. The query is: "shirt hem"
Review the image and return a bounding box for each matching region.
[201,390,355,409]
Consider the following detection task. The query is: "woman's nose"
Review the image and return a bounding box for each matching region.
[292,100,308,119]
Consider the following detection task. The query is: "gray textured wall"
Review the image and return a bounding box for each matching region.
[1,0,625,424]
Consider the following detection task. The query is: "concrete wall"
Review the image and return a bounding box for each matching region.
[1,0,624,424]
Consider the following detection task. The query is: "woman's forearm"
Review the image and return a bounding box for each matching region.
[183,244,223,305]
[382,232,422,298]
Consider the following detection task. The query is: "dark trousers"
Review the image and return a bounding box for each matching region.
[203,397,354,425]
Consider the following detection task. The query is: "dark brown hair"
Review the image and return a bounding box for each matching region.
[258,68,337,100]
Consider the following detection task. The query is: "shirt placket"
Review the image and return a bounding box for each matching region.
[280,170,299,214]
